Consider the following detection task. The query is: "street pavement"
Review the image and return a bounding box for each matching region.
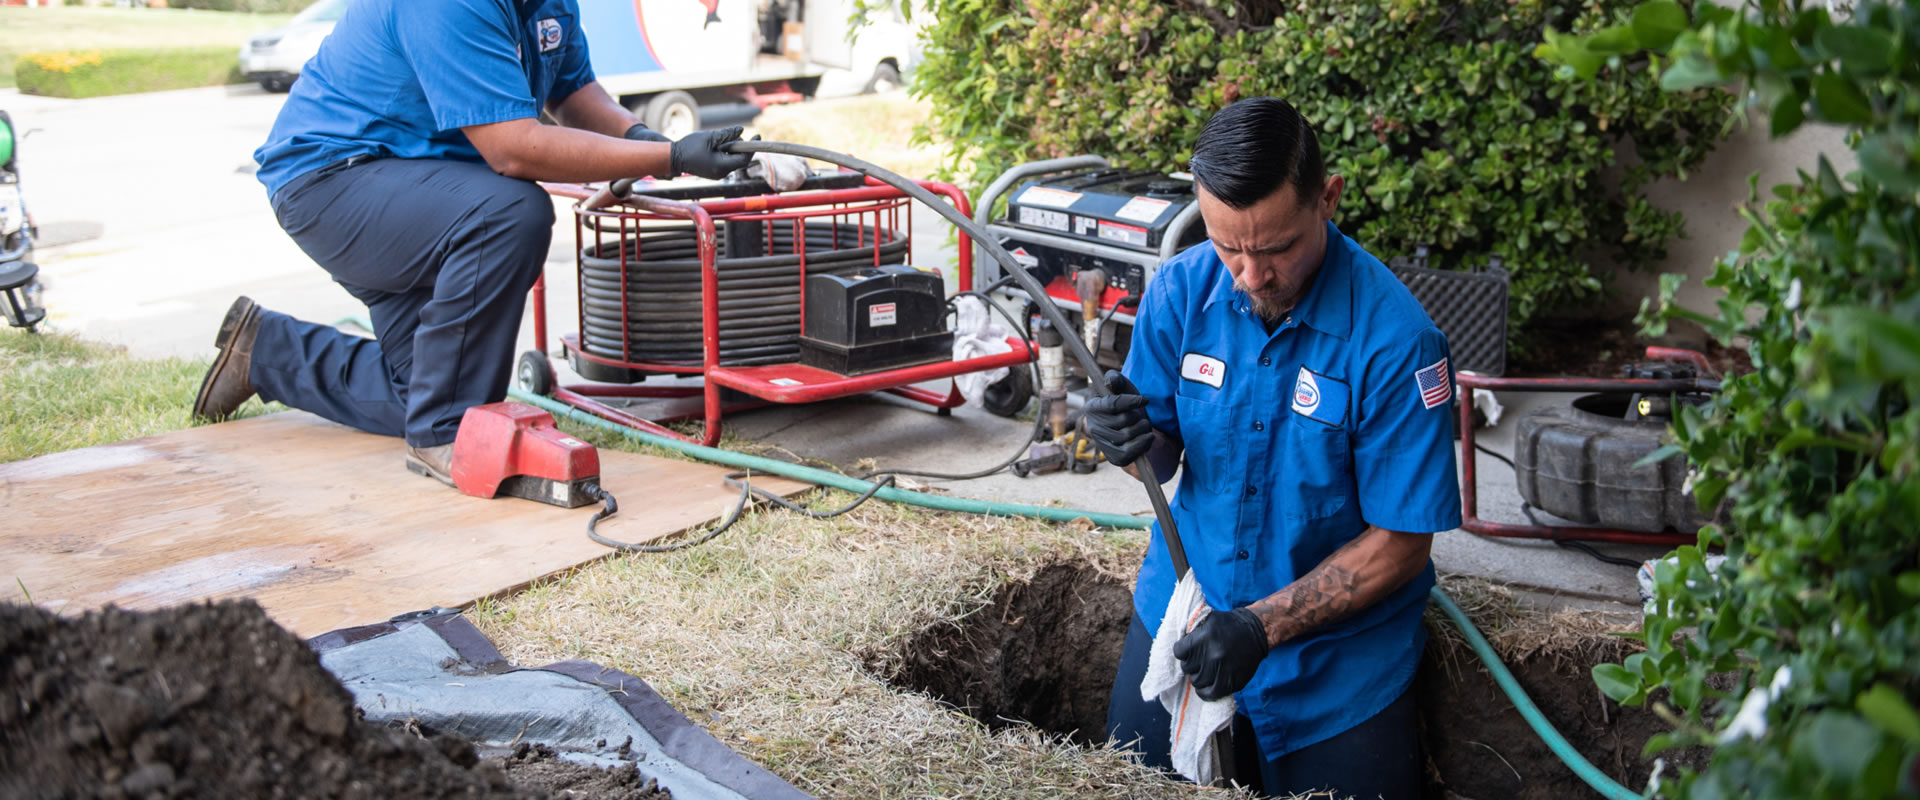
[8,83,1661,612]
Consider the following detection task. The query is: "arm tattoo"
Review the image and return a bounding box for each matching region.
[1248,560,1361,646]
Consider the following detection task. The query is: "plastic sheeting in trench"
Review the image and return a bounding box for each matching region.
[308,610,811,800]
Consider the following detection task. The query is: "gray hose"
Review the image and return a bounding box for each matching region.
[706,140,1193,577]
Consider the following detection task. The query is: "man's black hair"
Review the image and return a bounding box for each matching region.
[1188,97,1326,209]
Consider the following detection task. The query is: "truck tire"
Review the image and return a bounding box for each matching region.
[643,91,701,140]
[1513,393,1709,533]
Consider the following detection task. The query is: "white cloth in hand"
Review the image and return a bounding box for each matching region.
[951,295,1012,405]
[1140,571,1236,784]
[751,152,811,192]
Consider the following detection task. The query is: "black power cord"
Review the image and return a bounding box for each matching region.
[1472,442,1641,569]
[583,470,897,553]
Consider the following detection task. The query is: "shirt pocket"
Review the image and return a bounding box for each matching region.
[1174,393,1240,496]
[1278,411,1353,521]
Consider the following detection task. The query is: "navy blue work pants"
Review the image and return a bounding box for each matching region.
[1106,613,1423,799]
[253,158,553,447]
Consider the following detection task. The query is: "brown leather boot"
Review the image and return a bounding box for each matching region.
[191,296,263,422]
[405,444,456,489]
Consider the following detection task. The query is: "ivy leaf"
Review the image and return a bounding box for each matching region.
[1815,24,1895,74]
[1661,55,1724,91]
[1857,134,1919,194]
[1811,71,1874,124]
[1632,1,1690,52]
[1858,685,1920,746]
[1633,443,1685,468]
[1594,663,1644,704]
[1769,91,1805,138]
[1587,25,1641,55]
[1800,712,1882,781]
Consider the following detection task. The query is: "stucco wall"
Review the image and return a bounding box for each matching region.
[1602,114,1857,332]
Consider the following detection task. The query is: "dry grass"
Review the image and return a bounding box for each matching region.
[748,93,948,183]
[1428,574,1643,673]
[468,485,1262,799]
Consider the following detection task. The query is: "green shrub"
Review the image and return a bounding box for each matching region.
[1543,2,1920,798]
[903,0,1735,342]
[14,47,243,99]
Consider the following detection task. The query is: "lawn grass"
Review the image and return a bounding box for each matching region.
[0,329,278,463]
[0,6,290,89]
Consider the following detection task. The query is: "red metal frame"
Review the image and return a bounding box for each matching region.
[1456,349,1721,547]
[530,176,1031,446]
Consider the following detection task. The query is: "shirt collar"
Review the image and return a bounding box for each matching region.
[1201,220,1354,341]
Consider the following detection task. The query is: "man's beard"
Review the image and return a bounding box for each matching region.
[1235,280,1304,323]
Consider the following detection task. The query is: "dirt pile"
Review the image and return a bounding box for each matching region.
[0,600,666,800]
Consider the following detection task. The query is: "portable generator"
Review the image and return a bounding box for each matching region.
[973,155,1207,373]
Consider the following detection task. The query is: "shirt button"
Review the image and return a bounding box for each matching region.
[1236,550,1250,560]
[1259,357,1271,367]
[1245,485,1258,497]
[1253,421,1265,432]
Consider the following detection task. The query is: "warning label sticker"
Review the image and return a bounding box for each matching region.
[1018,206,1069,232]
[1097,220,1149,248]
[1010,247,1040,269]
[1116,196,1173,224]
[1017,186,1082,208]
[869,302,898,327]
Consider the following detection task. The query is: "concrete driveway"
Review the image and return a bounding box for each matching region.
[7,82,1670,611]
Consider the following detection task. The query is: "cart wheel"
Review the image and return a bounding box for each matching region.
[980,366,1034,418]
[516,350,556,396]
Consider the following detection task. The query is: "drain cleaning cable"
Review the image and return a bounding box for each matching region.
[547,141,1639,799]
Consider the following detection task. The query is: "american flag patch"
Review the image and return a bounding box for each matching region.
[1414,357,1452,409]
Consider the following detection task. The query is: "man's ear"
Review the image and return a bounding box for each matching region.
[1319,175,1345,221]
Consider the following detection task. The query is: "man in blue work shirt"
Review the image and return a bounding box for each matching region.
[1087,97,1461,798]
[192,0,752,484]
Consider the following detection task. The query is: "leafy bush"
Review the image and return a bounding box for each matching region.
[906,0,1735,338]
[14,47,243,99]
[1543,2,1920,797]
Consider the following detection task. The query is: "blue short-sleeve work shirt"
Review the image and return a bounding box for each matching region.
[1124,221,1462,759]
[254,0,597,198]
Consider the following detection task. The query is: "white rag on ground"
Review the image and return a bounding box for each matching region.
[950,295,1013,405]
[750,152,811,192]
[1140,570,1236,785]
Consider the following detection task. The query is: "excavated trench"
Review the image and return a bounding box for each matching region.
[878,564,1694,800]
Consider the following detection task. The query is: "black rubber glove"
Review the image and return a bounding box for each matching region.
[1082,370,1153,467]
[1173,606,1269,702]
[623,122,670,143]
[668,126,754,179]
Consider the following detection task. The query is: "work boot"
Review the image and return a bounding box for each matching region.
[406,444,456,489]
[191,296,262,422]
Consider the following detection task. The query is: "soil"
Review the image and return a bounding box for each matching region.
[882,564,1689,800]
[0,600,669,800]
[1508,317,1751,378]
[884,564,1133,745]
[489,743,671,800]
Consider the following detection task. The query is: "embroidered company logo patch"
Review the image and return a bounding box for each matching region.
[538,18,563,52]
[1415,357,1452,409]
[1291,367,1321,415]
[1180,353,1225,389]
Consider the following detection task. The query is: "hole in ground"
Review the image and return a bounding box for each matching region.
[881,563,1132,746]
[880,564,1692,798]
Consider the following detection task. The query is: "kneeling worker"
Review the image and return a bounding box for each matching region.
[1088,97,1462,798]
[193,0,752,484]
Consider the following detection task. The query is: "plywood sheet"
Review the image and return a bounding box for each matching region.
[0,412,808,637]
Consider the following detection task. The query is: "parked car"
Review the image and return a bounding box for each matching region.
[239,0,347,93]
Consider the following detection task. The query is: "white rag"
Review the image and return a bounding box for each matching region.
[949,295,1013,405]
[750,152,811,192]
[1140,571,1236,784]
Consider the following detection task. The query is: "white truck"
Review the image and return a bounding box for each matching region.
[243,0,919,135]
